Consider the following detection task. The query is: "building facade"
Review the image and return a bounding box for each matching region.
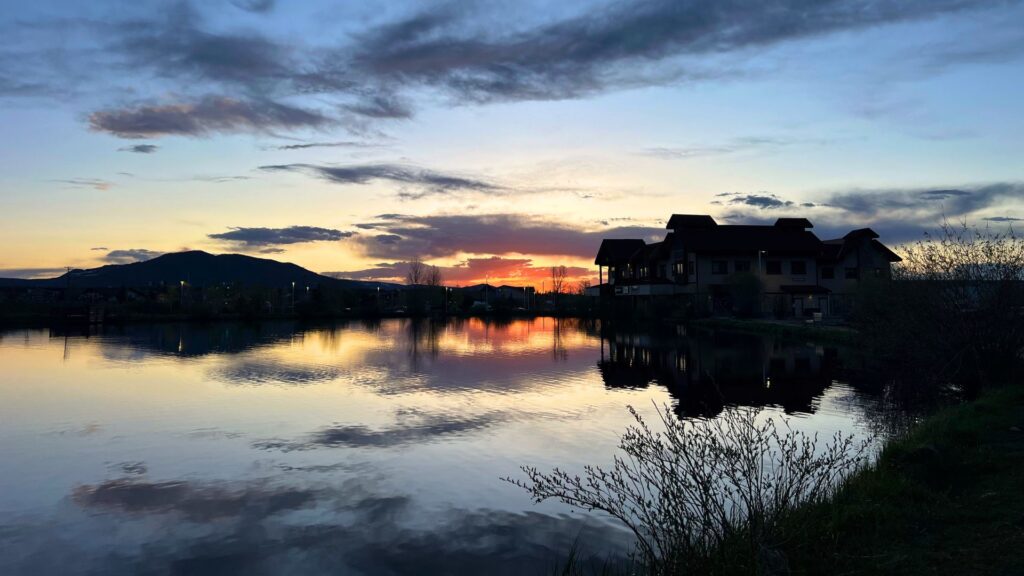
[593,215,901,317]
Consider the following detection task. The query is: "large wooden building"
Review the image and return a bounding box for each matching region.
[593,214,901,317]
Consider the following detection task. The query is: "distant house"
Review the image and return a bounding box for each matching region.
[593,214,901,317]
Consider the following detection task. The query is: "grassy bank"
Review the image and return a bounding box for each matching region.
[554,386,1024,575]
[769,385,1024,575]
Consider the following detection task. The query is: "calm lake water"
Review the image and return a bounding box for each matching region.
[0,318,887,575]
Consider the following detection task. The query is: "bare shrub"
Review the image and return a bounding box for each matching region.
[857,220,1024,389]
[506,405,872,575]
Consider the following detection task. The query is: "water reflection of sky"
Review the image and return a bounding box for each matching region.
[0,319,886,575]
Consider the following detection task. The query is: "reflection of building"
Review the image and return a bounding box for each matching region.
[598,325,843,417]
[594,215,901,316]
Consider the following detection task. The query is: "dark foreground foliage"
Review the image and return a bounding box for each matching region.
[856,221,1024,395]
[525,386,1024,576]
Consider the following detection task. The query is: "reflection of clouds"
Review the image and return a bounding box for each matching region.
[254,410,504,450]
[72,478,318,522]
[3,476,630,576]
[45,423,104,437]
[209,359,344,385]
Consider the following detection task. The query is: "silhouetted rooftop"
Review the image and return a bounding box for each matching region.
[666,214,718,230]
[671,225,822,253]
[595,239,646,265]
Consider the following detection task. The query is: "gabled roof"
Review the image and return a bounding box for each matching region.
[822,229,901,262]
[630,234,674,264]
[774,217,813,229]
[595,239,646,265]
[667,214,718,230]
[671,225,822,253]
[843,228,880,240]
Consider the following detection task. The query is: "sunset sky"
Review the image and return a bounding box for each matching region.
[2,0,1023,286]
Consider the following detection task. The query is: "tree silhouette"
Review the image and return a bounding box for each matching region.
[406,258,426,285]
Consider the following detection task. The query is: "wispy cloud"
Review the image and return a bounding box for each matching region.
[259,163,505,199]
[272,141,381,150]
[89,96,332,138]
[641,137,800,160]
[712,192,811,210]
[118,143,159,154]
[52,178,113,190]
[0,267,67,279]
[231,0,275,13]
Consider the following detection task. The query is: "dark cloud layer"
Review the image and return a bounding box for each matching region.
[720,182,1024,243]
[104,248,163,264]
[714,192,801,210]
[346,213,663,260]
[7,0,1013,137]
[208,225,352,247]
[350,0,994,104]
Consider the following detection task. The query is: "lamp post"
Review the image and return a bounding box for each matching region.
[291,281,295,311]
[179,280,185,308]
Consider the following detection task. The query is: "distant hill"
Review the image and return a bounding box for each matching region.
[0,251,400,290]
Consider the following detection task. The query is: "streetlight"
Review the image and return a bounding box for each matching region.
[291,281,295,311]
[179,280,185,308]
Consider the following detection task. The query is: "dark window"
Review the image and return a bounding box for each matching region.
[845,267,859,280]
[790,260,807,275]
[821,266,834,279]
[687,261,695,275]
[711,260,728,275]
[873,267,883,277]
[766,261,782,275]
[734,260,751,273]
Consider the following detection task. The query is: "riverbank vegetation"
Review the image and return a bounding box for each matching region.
[529,385,1024,575]
[511,221,1024,575]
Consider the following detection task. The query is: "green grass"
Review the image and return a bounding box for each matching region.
[772,385,1024,576]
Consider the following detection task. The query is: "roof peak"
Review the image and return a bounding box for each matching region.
[667,214,717,230]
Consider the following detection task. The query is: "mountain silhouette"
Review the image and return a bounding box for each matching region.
[0,251,396,290]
